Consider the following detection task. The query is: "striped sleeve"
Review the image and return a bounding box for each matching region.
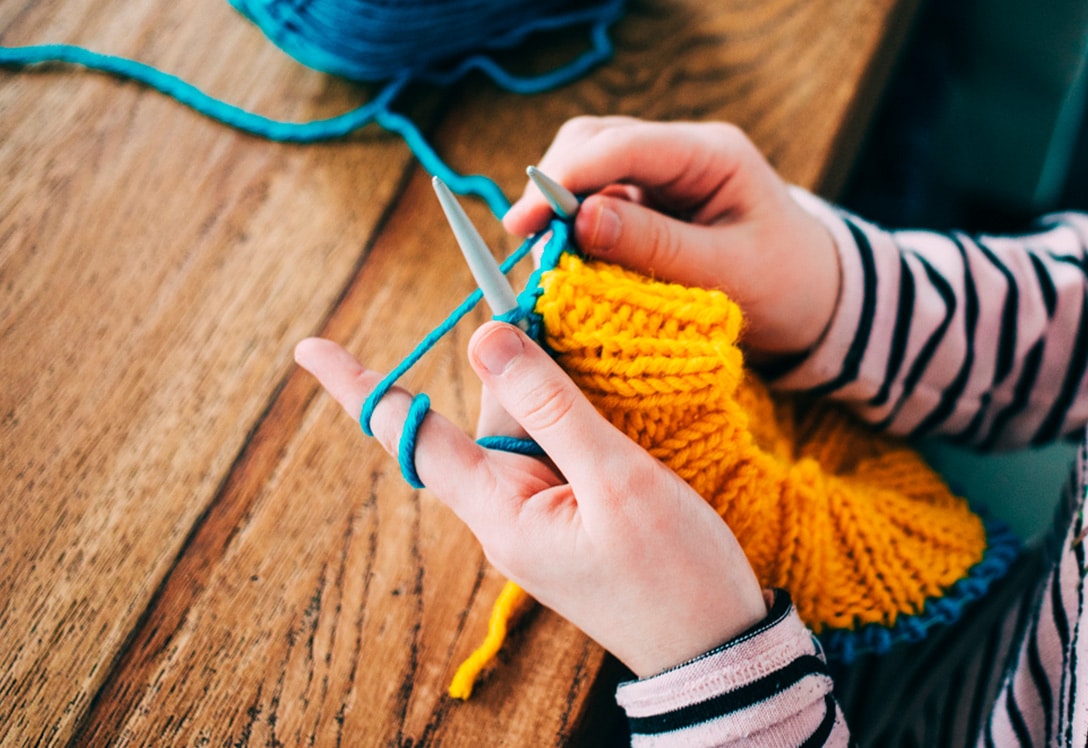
[978,432,1088,747]
[777,189,1088,449]
[614,590,851,747]
[611,443,1088,747]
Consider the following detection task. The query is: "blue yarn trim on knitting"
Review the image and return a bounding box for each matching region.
[0,0,625,217]
[817,517,1021,662]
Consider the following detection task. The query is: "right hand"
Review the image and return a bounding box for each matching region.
[504,116,841,359]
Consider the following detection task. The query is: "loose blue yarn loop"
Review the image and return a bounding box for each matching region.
[399,394,432,489]
[360,220,570,488]
[0,0,625,217]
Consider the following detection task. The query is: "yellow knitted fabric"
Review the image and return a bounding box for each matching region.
[449,251,987,698]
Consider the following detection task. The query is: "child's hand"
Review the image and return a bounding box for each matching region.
[295,324,768,678]
[504,116,840,358]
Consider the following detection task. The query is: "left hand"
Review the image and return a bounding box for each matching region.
[295,324,767,678]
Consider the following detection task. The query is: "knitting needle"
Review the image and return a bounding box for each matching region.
[527,165,579,220]
[432,176,528,331]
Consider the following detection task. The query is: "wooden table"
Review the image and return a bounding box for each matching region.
[1,0,918,743]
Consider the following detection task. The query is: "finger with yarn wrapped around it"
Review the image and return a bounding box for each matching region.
[295,337,512,529]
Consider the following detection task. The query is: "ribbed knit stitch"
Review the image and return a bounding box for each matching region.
[537,252,987,631]
[450,250,997,698]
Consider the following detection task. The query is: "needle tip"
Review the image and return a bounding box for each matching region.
[432,175,521,320]
[432,176,460,213]
[526,165,579,220]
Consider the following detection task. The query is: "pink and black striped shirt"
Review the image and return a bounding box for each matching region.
[614,192,1088,746]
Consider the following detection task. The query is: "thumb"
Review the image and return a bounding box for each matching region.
[574,193,742,290]
[572,193,841,355]
[468,321,632,489]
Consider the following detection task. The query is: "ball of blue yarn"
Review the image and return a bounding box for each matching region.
[0,0,624,214]
[229,0,622,84]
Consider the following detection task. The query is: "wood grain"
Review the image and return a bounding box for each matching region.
[1,0,918,744]
[1,0,440,743]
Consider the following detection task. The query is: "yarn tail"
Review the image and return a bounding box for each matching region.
[0,45,511,216]
[449,580,532,700]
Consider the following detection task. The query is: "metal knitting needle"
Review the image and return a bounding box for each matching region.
[432,176,528,331]
[527,165,580,220]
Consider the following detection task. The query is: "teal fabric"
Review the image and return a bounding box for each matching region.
[921,441,1078,541]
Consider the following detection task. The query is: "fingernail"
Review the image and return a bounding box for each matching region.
[588,204,620,253]
[293,340,312,366]
[478,325,524,375]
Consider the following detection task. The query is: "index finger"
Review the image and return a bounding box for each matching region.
[503,118,761,236]
[295,337,501,529]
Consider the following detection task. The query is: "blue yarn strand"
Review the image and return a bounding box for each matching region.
[0,43,403,141]
[0,43,509,213]
[360,220,570,482]
[0,0,624,215]
[415,0,625,95]
[399,394,432,489]
[374,109,511,217]
[360,285,486,438]
[476,436,546,457]
[359,225,555,435]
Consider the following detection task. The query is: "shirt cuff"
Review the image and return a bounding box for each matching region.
[615,590,843,747]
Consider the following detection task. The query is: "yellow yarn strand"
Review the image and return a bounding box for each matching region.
[450,252,988,697]
[448,580,530,700]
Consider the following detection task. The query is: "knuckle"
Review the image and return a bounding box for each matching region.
[370,405,408,459]
[365,386,421,463]
[714,122,761,168]
[518,378,578,434]
[645,217,682,270]
[604,457,659,507]
[558,115,602,141]
[701,120,747,148]
[713,121,744,140]
[372,415,401,457]
[698,121,755,168]
[463,440,493,484]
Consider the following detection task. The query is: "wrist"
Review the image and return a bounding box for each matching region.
[622,587,772,679]
[742,200,841,360]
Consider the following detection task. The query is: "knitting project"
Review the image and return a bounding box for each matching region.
[6,0,1014,703]
[362,219,1019,700]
